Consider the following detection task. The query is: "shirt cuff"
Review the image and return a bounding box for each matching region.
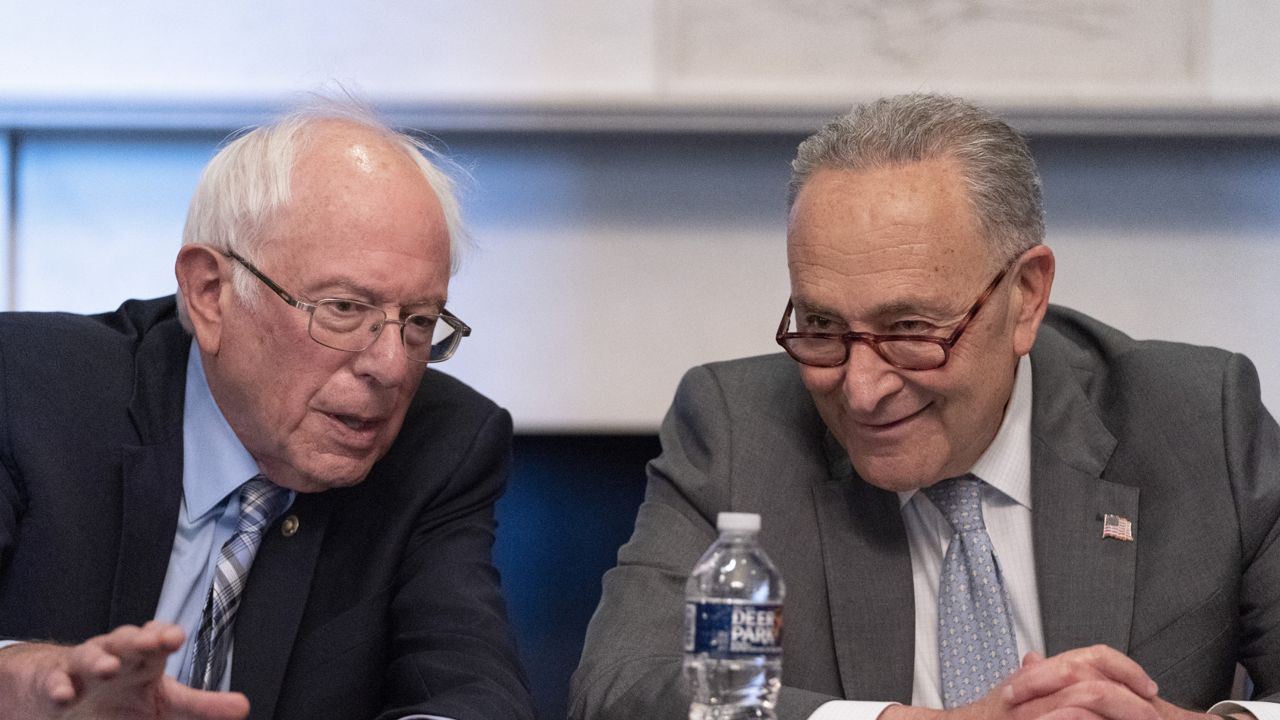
[809,700,900,720]
[1210,700,1280,720]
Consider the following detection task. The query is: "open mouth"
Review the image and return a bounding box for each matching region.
[328,413,380,433]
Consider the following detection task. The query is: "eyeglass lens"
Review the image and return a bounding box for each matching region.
[309,300,459,362]
[781,310,948,370]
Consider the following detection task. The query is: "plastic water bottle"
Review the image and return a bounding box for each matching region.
[683,512,785,720]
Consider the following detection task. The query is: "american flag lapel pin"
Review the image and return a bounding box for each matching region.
[1102,513,1134,542]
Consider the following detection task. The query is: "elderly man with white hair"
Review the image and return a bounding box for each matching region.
[0,101,533,720]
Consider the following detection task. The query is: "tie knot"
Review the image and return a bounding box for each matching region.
[236,476,290,536]
[922,475,985,533]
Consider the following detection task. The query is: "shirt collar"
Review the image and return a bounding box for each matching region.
[898,353,1034,509]
[182,344,262,522]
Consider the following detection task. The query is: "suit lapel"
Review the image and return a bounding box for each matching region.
[1029,330,1138,655]
[104,308,331,715]
[231,490,333,720]
[814,433,915,704]
[109,318,190,629]
[111,440,184,628]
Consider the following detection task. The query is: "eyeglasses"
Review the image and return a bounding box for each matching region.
[224,250,470,364]
[776,262,1012,371]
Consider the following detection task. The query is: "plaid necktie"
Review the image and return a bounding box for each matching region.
[189,475,291,690]
[922,475,1020,708]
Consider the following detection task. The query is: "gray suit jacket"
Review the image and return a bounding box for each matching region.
[570,305,1280,719]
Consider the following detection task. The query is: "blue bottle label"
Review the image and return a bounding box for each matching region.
[684,600,783,657]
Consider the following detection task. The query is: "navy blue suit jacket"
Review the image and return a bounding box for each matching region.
[0,296,534,720]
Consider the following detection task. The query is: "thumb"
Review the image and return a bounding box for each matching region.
[162,679,250,720]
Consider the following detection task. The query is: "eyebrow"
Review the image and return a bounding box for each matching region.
[305,278,445,312]
[792,299,845,321]
[794,295,957,325]
[872,298,950,318]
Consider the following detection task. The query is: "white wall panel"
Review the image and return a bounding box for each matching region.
[0,1,656,103]
[1,1,1278,134]
[437,133,793,431]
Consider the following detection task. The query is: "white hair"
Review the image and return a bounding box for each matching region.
[176,98,469,329]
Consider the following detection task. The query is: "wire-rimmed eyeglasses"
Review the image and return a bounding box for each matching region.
[776,262,1012,371]
[224,250,470,364]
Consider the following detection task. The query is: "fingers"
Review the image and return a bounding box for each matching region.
[1036,710,1107,720]
[1004,644,1157,706]
[1,624,202,719]
[42,666,78,704]
[95,621,186,660]
[44,638,123,706]
[88,621,185,681]
[998,646,1163,720]
[1010,679,1161,720]
[44,622,187,707]
[65,636,123,679]
[162,678,251,720]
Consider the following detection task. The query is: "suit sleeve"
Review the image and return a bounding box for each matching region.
[378,405,535,720]
[568,365,833,720]
[1225,353,1280,703]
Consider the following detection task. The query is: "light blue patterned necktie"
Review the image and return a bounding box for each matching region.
[189,475,291,690]
[922,475,1020,708]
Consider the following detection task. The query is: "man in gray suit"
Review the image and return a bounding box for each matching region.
[570,94,1280,720]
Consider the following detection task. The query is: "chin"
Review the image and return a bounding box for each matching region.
[850,457,944,494]
[317,473,371,491]
[281,460,376,493]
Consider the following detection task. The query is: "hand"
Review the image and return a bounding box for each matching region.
[0,621,249,720]
[879,644,1169,720]
[1001,645,1163,720]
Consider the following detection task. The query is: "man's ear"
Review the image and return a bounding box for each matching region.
[175,245,230,355]
[1010,244,1055,356]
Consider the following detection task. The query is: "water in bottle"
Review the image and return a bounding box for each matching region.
[683,512,785,720]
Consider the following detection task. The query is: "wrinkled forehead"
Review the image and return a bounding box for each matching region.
[786,162,994,294]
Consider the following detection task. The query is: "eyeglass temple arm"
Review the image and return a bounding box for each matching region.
[223,250,308,309]
[440,308,471,336]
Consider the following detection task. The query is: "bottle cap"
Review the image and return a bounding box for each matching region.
[716,512,761,532]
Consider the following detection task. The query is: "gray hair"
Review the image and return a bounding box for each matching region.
[177,98,468,328]
[788,93,1044,266]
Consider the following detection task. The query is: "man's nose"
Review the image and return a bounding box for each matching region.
[840,340,904,414]
[352,321,412,386]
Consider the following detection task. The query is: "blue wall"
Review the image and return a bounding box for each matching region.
[496,433,658,719]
